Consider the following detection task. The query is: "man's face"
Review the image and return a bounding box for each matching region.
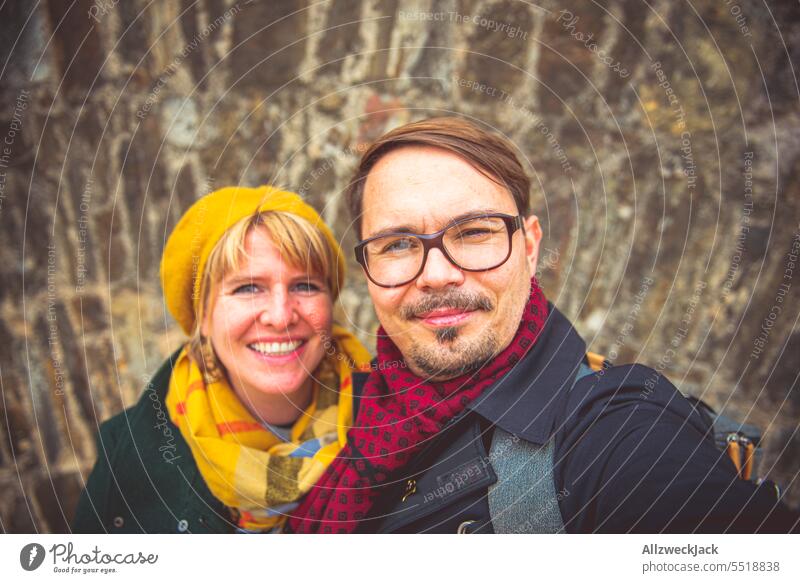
[361,145,542,381]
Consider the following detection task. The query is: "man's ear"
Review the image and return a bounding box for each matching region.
[522,215,543,275]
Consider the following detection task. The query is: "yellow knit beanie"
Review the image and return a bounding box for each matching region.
[160,185,345,335]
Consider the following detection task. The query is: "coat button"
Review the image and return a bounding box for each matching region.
[112,516,124,528]
[401,479,416,502]
[177,519,189,532]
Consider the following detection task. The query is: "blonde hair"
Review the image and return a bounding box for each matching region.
[188,210,338,376]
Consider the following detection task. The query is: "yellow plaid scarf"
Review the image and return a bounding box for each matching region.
[166,325,371,532]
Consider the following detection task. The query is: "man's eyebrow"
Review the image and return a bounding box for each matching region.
[364,208,505,239]
[365,224,417,239]
[445,209,505,225]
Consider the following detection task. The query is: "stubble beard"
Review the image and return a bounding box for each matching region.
[404,278,532,382]
[408,326,500,381]
[397,288,498,380]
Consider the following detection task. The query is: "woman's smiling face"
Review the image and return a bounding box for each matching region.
[202,226,333,415]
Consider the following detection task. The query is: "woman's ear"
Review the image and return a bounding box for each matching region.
[523,215,543,275]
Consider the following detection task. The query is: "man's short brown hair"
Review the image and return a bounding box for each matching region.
[346,117,531,237]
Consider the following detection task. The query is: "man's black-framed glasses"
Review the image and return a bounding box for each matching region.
[354,213,524,288]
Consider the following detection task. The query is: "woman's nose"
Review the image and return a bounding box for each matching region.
[257,290,298,328]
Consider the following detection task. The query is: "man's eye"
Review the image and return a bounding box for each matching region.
[233,283,259,294]
[459,228,492,238]
[380,237,418,254]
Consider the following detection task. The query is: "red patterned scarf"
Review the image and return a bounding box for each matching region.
[287,278,548,533]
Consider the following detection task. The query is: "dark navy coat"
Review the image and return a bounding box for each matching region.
[355,306,797,533]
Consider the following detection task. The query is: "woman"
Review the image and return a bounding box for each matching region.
[73,186,370,533]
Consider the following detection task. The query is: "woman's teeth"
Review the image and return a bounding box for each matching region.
[249,340,303,355]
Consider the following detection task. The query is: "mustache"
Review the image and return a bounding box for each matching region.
[400,290,495,320]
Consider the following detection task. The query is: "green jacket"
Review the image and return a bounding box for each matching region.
[72,350,236,533]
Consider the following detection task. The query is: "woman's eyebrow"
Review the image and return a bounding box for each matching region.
[220,273,259,285]
[288,273,324,282]
[222,271,321,284]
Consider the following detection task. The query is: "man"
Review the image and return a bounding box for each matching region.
[288,117,798,533]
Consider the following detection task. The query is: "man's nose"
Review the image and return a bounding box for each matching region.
[257,289,298,328]
[415,248,465,291]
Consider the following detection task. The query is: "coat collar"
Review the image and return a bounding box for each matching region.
[466,303,587,445]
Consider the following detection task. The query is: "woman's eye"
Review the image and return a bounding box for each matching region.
[232,283,260,294]
[292,281,322,293]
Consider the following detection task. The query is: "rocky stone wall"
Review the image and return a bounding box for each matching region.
[1,0,798,532]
